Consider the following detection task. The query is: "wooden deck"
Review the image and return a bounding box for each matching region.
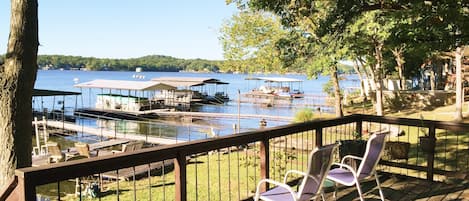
[321,173,469,201]
[42,120,184,145]
[32,139,131,167]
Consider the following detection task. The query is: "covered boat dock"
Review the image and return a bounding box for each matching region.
[74,79,179,113]
[151,77,229,104]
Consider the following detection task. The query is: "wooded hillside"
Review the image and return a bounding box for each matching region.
[35,54,222,72]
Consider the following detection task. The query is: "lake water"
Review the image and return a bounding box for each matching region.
[34,70,359,142]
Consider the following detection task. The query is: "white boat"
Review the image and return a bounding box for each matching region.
[244,77,304,99]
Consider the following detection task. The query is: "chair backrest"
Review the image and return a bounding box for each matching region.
[357,132,388,179]
[298,143,338,199]
[134,141,144,150]
[122,142,136,152]
[46,142,62,156]
[75,143,91,158]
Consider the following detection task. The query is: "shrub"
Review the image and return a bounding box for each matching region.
[293,108,315,123]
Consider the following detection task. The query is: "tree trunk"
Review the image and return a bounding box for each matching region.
[358,57,375,98]
[392,47,406,90]
[374,42,384,116]
[331,65,343,117]
[353,60,367,100]
[0,0,38,188]
[455,47,463,121]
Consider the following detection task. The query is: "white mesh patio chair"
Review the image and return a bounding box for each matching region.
[327,132,388,201]
[254,143,339,201]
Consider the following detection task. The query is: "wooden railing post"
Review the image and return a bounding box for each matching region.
[175,153,187,201]
[427,124,436,181]
[259,138,270,192]
[315,127,323,148]
[5,173,36,201]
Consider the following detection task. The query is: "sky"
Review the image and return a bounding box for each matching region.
[0,1,239,60]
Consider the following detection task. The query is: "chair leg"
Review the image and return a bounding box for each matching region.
[375,173,385,201]
[333,182,338,201]
[355,182,365,201]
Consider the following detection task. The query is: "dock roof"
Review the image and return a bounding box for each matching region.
[245,77,303,82]
[151,77,228,88]
[33,89,81,97]
[74,79,176,91]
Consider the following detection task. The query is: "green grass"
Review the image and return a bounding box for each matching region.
[42,145,310,201]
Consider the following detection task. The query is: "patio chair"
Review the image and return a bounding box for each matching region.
[111,141,140,154]
[254,143,339,201]
[327,132,388,201]
[46,142,64,163]
[133,141,144,150]
[75,142,98,158]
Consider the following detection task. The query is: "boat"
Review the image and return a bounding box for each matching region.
[244,77,304,99]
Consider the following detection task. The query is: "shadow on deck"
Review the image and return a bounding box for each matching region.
[323,173,469,201]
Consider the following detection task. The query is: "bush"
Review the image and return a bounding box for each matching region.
[293,108,315,123]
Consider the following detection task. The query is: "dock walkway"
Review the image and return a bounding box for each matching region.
[138,110,293,121]
[42,120,183,145]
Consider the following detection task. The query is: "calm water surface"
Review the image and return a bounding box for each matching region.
[34,70,358,141]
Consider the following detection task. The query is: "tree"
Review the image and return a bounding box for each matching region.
[226,1,346,117]
[0,0,38,188]
[345,11,396,116]
[219,11,288,73]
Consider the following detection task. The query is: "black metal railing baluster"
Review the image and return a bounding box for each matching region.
[237,147,241,201]
[228,147,232,201]
[133,166,136,201]
[207,151,211,201]
[148,163,151,201]
[217,150,221,201]
[116,169,120,201]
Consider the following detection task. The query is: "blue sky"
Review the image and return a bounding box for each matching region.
[0,1,238,60]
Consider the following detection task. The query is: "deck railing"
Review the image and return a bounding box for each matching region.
[6,114,469,200]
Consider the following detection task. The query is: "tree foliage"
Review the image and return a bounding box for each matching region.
[219,11,288,73]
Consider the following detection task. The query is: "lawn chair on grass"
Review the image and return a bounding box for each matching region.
[327,132,388,201]
[254,143,338,201]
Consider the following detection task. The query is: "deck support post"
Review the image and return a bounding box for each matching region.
[259,138,270,192]
[427,125,436,181]
[355,119,363,139]
[7,174,35,201]
[315,127,323,148]
[175,153,187,201]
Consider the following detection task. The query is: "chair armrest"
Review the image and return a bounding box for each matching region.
[283,170,308,184]
[254,179,296,201]
[111,150,122,154]
[341,155,363,164]
[328,162,359,185]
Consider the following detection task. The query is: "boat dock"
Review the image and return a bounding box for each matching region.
[40,120,184,145]
[76,108,294,122]
[133,110,293,121]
